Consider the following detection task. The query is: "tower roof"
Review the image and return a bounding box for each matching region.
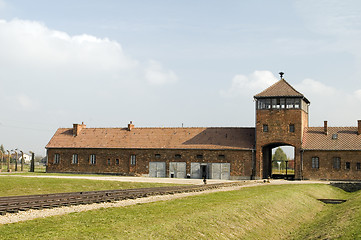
[254,79,310,103]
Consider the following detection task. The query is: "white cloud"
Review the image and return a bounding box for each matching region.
[295,78,337,97]
[354,89,361,101]
[16,94,37,111]
[220,70,278,98]
[0,19,138,74]
[144,60,178,85]
[0,18,177,88]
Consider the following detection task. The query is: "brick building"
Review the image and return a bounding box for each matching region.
[46,77,361,180]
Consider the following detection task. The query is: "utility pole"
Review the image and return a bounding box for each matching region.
[0,150,3,171]
[29,151,35,172]
[6,150,11,172]
[12,149,18,172]
[20,150,24,172]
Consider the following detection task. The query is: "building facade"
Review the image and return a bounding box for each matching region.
[46,77,361,180]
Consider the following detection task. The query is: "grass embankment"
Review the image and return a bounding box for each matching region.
[0,184,358,239]
[0,176,177,197]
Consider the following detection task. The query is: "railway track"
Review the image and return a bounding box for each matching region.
[0,181,247,216]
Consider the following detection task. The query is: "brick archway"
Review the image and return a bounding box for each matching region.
[262,142,295,179]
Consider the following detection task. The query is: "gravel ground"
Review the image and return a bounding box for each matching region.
[0,174,231,185]
[0,176,328,225]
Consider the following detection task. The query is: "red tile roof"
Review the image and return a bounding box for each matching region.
[254,79,310,103]
[46,127,255,150]
[302,127,361,150]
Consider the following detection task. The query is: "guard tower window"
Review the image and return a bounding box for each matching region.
[357,162,361,170]
[155,154,161,158]
[263,124,269,132]
[289,124,295,133]
[271,98,281,109]
[280,98,285,108]
[196,154,203,159]
[345,162,351,170]
[294,99,300,108]
[175,154,182,159]
[286,98,295,109]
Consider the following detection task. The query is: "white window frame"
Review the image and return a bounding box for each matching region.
[90,154,96,165]
[130,155,136,165]
[311,157,319,169]
[54,154,60,164]
[72,154,78,164]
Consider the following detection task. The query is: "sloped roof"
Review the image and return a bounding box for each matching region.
[254,79,310,103]
[302,127,361,150]
[46,127,255,150]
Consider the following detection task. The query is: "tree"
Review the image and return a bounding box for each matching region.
[272,147,287,169]
[0,144,4,154]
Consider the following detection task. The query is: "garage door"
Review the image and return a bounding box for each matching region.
[149,162,166,178]
[169,162,186,178]
[190,162,201,179]
[210,163,230,180]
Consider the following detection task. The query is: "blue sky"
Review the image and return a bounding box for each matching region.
[1,0,361,156]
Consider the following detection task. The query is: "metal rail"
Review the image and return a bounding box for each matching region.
[0,182,247,215]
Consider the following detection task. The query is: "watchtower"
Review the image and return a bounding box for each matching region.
[254,74,310,179]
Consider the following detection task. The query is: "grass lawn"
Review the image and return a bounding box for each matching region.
[0,176,178,197]
[0,184,358,239]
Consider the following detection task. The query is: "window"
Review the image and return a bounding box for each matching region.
[332,134,338,140]
[289,124,295,133]
[286,98,295,109]
[263,124,268,132]
[54,154,60,164]
[130,155,136,165]
[155,154,161,159]
[357,162,361,170]
[196,154,203,159]
[72,154,78,164]
[280,98,285,109]
[107,159,111,165]
[116,159,119,165]
[218,154,225,159]
[345,162,351,170]
[311,157,319,169]
[333,157,341,170]
[90,154,96,165]
[294,99,300,109]
[175,154,182,159]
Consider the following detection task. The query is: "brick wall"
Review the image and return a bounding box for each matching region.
[255,109,308,179]
[47,148,253,179]
[303,150,361,180]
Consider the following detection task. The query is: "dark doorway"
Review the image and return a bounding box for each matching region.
[200,164,208,179]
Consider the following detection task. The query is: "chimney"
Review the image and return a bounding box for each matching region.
[358,120,361,135]
[73,122,86,136]
[128,121,134,131]
[324,121,328,135]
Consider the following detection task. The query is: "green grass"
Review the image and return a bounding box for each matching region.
[0,176,178,197]
[0,163,46,173]
[0,184,357,239]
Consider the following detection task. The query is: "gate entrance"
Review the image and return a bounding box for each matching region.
[262,144,295,179]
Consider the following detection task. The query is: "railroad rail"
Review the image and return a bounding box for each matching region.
[0,181,249,215]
